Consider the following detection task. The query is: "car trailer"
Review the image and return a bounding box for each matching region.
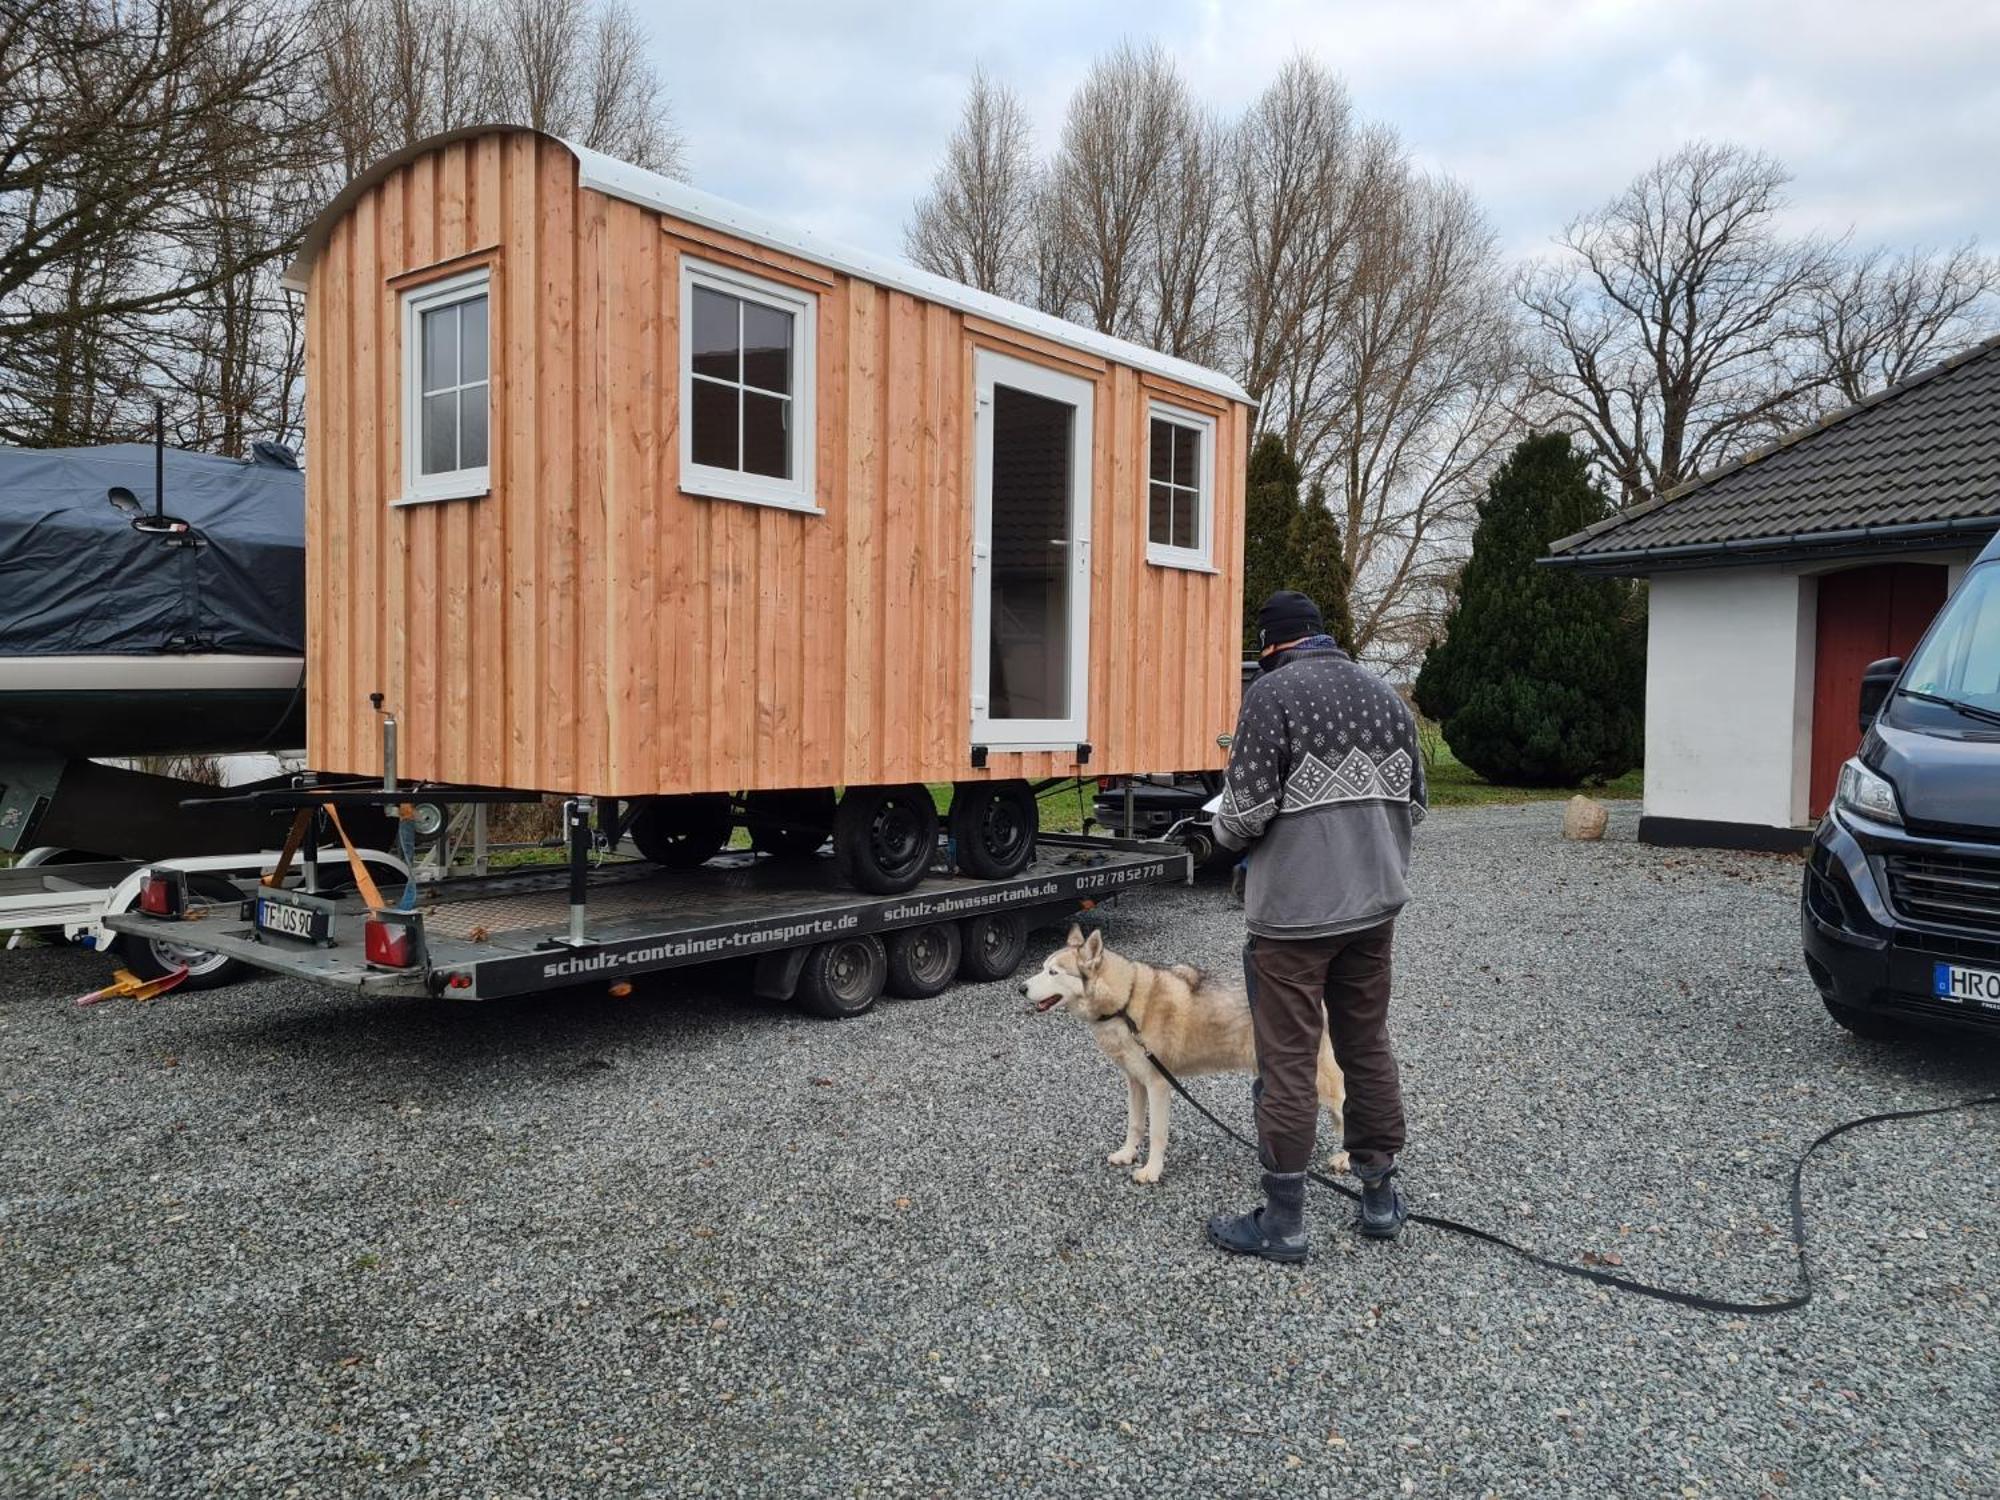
[104,782,1191,1016]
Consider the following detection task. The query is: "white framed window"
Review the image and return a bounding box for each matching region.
[679,258,818,513]
[1145,402,1215,571]
[397,267,491,506]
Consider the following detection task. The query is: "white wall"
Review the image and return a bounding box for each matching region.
[1644,569,1816,829]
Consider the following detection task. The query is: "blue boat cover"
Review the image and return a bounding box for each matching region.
[0,441,303,657]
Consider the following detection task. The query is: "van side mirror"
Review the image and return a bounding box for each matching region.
[1858,656,1902,733]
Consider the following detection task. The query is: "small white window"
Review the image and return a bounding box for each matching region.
[679,258,818,513]
[1145,402,1215,570]
[398,268,491,506]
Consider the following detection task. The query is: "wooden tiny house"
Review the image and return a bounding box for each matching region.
[284,126,1250,887]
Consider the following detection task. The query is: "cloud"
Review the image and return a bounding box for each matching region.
[639,0,2000,269]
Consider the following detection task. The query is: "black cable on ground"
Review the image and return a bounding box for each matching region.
[1137,1035,1998,1315]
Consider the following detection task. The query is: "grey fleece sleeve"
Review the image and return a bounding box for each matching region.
[1214,680,1284,852]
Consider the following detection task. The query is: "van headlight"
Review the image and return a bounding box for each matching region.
[1835,759,1903,826]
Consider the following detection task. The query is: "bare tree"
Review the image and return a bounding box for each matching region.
[1142,104,1232,364]
[1327,174,1518,666]
[1517,142,1838,505]
[904,67,1037,298]
[1046,42,1188,336]
[490,0,683,173]
[1230,58,1396,454]
[0,0,326,447]
[1807,242,2000,405]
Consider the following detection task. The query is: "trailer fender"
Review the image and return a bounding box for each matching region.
[752,944,813,1002]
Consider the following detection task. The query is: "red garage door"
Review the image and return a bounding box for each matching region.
[1809,563,1948,815]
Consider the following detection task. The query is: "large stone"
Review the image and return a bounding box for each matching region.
[1561,795,1609,841]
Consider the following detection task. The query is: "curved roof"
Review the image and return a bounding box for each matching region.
[282,125,1252,406]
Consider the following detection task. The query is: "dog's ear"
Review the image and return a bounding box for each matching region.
[1078,928,1104,970]
[1065,922,1085,949]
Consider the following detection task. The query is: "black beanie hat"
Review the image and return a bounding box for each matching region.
[1257,590,1323,650]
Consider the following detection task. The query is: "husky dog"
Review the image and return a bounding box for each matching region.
[1024,925,1347,1185]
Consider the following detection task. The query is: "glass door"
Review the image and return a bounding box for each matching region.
[971,351,1093,748]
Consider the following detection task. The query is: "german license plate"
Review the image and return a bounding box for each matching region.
[1933,961,2000,1010]
[255,895,332,944]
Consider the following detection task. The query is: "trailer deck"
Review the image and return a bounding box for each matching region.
[105,834,1189,1003]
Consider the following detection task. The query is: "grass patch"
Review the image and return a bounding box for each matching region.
[1422,729,1642,809]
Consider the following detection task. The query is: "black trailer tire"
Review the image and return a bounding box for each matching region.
[957,911,1030,983]
[116,875,250,991]
[794,934,889,1018]
[627,794,733,869]
[746,787,836,858]
[948,779,1038,879]
[833,784,938,894]
[885,922,963,999]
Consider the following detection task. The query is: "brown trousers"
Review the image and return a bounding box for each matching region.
[1245,921,1405,1175]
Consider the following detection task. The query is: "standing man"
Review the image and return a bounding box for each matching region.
[1207,590,1426,1262]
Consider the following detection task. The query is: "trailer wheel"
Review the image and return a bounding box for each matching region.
[116,875,249,991]
[957,911,1029,983]
[885,922,963,999]
[746,787,836,858]
[627,794,732,869]
[794,934,889,1019]
[833,784,938,894]
[948,780,1037,878]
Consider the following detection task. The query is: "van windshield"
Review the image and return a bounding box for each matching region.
[1903,562,2000,717]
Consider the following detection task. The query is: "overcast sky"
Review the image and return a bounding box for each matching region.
[644,0,2000,269]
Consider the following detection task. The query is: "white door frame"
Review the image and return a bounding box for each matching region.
[970,350,1094,750]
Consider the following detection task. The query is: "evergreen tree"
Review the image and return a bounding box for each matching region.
[1242,432,1302,652]
[1412,433,1645,785]
[1286,482,1358,655]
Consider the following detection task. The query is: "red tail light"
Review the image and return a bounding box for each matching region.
[364,918,414,968]
[1096,777,1121,792]
[138,874,176,916]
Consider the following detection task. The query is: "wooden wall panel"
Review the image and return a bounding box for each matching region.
[305,132,1246,797]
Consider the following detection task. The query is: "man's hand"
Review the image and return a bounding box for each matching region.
[1230,857,1248,905]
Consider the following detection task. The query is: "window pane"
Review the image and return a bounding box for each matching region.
[1174,487,1198,551]
[460,295,488,384]
[987,384,1073,721]
[421,304,457,392]
[1149,418,1173,485]
[1172,423,1199,489]
[742,390,790,479]
[741,301,792,394]
[460,382,488,470]
[1149,481,1173,546]
[421,391,457,475]
[690,377,738,470]
[691,287,739,381]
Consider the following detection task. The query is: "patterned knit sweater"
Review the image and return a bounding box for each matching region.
[1216,637,1427,939]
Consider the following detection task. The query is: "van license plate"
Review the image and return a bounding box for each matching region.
[1933,962,2000,1009]
[256,897,331,944]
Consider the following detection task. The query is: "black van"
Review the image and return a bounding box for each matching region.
[1804,530,2000,1036]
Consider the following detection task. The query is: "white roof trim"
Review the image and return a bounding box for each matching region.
[282,125,1251,407]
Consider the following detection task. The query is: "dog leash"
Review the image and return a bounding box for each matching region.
[1112,1012,2000,1317]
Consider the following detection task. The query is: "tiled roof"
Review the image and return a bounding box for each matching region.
[1547,334,2000,568]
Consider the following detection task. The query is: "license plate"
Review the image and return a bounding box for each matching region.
[1933,961,2000,1010]
[256,896,332,944]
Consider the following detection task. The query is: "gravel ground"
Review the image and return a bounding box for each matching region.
[3,802,1998,1499]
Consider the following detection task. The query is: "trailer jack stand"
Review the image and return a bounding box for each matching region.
[542,795,597,949]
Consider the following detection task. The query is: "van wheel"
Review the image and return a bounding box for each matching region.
[746,788,835,857]
[833,784,938,894]
[957,912,1029,982]
[627,794,732,868]
[886,923,963,998]
[949,780,1038,878]
[795,934,888,1018]
[1822,995,1905,1040]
